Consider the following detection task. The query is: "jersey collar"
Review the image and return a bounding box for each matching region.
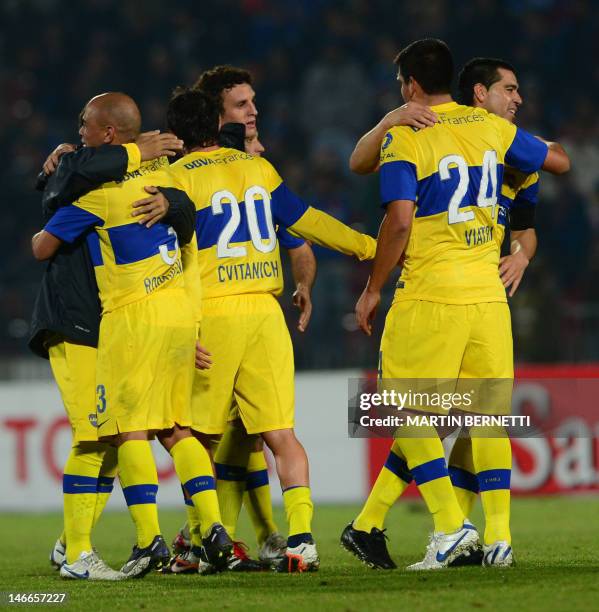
[429,101,460,112]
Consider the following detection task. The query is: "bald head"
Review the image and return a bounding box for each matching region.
[79,92,141,146]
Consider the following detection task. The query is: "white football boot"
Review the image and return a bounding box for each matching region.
[275,540,320,573]
[60,550,124,580]
[49,539,66,569]
[407,521,480,571]
[483,541,514,567]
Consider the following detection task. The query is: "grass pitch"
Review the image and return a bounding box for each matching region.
[1,497,598,611]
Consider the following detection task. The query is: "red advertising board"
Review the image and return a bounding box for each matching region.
[367,365,599,496]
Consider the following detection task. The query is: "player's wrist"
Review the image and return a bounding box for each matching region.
[364,283,382,296]
[380,112,399,132]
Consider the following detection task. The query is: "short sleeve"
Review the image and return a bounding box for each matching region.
[44,190,105,243]
[497,117,548,174]
[270,182,309,228]
[379,128,418,206]
[257,158,309,228]
[512,173,539,208]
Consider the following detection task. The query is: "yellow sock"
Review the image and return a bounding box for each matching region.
[213,425,253,540]
[244,451,277,546]
[63,442,105,563]
[119,440,160,548]
[170,437,221,538]
[93,445,118,528]
[395,427,464,533]
[448,435,478,518]
[282,486,313,541]
[354,442,412,532]
[470,427,512,544]
[184,494,203,548]
[58,530,66,546]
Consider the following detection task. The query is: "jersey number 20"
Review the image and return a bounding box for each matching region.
[211,186,277,258]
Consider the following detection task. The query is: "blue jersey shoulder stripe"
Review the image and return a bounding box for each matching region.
[277,226,304,249]
[45,205,103,244]
[107,222,176,265]
[270,182,309,228]
[505,129,547,174]
[380,160,418,206]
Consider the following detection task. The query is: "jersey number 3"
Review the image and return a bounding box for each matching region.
[211,186,277,258]
[439,150,498,224]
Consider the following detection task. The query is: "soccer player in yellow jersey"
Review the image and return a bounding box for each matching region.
[456,57,560,296]
[445,58,570,563]
[32,92,235,578]
[170,66,315,570]
[166,88,376,572]
[344,38,565,571]
[33,128,185,580]
[342,50,570,570]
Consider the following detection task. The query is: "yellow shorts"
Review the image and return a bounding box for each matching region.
[380,300,513,414]
[95,289,196,437]
[48,339,98,443]
[192,294,294,435]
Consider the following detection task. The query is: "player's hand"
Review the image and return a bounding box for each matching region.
[131,186,169,227]
[383,103,438,131]
[135,130,184,160]
[292,283,312,332]
[195,342,213,370]
[499,250,529,297]
[43,143,77,175]
[355,287,380,336]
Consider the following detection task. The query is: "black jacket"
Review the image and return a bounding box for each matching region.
[28,145,196,358]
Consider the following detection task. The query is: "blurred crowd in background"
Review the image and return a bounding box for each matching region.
[1,0,598,371]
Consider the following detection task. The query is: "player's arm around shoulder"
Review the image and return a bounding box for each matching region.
[31,230,62,261]
[535,138,570,175]
[32,189,107,261]
[349,103,438,175]
[494,114,570,176]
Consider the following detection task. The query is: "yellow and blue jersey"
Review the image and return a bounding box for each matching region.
[44,157,183,313]
[379,101,548,305]
[169,147,376,300]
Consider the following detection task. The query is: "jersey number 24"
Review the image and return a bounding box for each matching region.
[439,150,498,224]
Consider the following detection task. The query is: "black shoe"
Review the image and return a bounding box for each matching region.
[202,523,233,572]
[449,546,484,567]
[341,522,396,569]
[121,535,170,578]
[227,541,267,572]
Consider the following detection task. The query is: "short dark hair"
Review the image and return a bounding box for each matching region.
[193,65,252,115]
[457,57,517,105]
[166,87,219,149]
[394,39,453,95]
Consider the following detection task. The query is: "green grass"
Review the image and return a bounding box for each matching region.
[1,498,598,611]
